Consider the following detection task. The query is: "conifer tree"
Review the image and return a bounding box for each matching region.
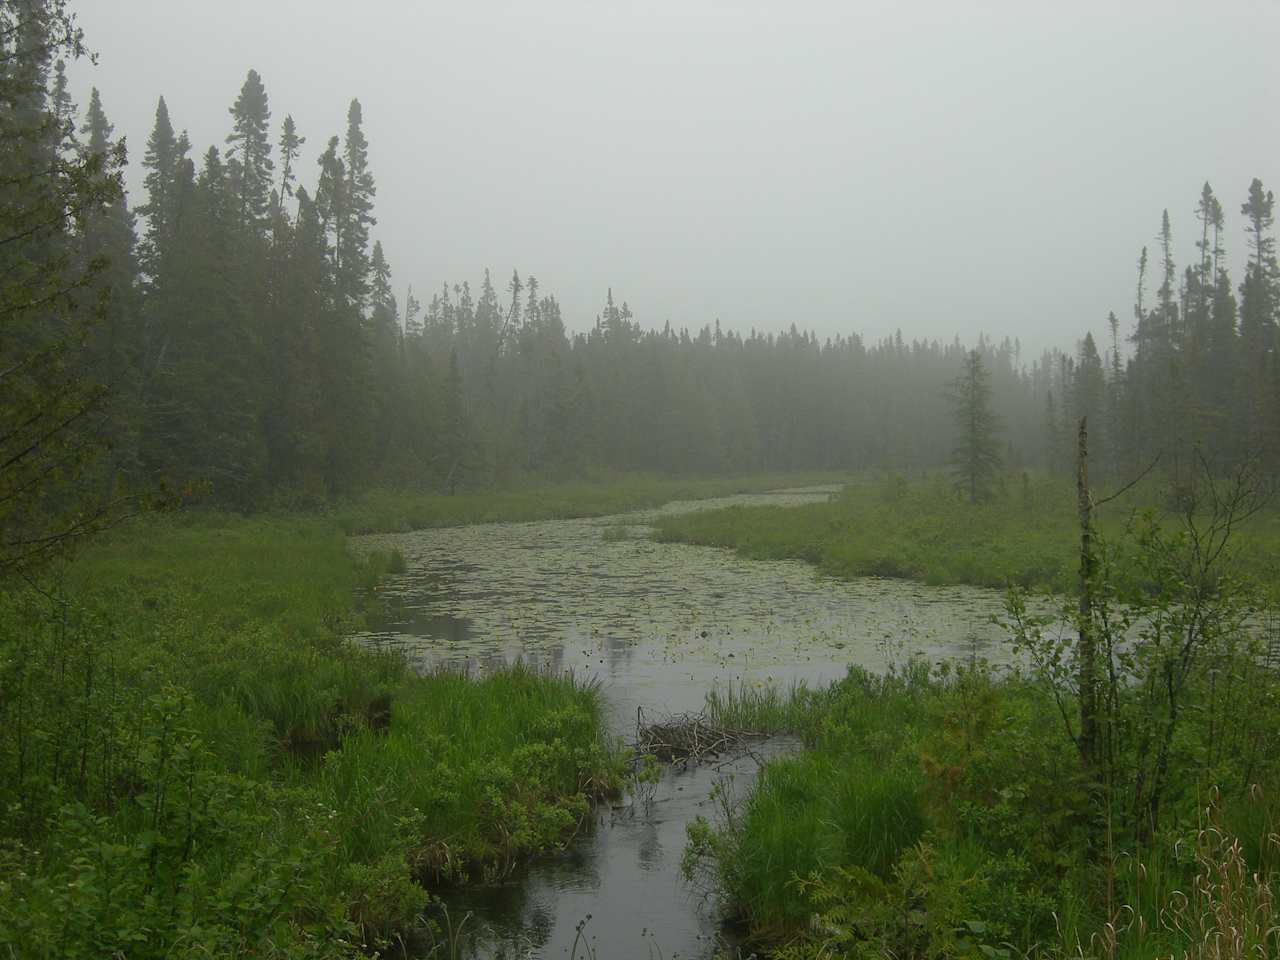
[137,97,182,276]
[338,99,375,311]
[1239,179,1277,457]
[314,135,344,255]
[225,69,274,233]
[948,349,1003,503]
[1073,333,1107,473]
[1240,180,1276,347]
[276,114,304,210]
[143,145,265,502]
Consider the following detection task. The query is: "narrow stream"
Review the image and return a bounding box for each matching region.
[352,487,1032,957]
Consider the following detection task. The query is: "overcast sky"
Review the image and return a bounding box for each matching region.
[72,0,1279,359]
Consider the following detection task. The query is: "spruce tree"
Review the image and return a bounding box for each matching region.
[1239,179,1277,457]
[1073,333,1107,473]
[1240,179,1276,348]
[339,99,375,311]
[137,97,181,276]
[276,114,304,209]
[225,69,274,233]
[948,349,1003,503]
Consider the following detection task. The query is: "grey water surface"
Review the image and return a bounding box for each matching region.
[350,488,1035,958]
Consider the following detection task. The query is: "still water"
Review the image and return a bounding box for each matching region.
[352,488,1029,958]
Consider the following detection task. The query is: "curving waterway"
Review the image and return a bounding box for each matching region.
[351,487,1034,958]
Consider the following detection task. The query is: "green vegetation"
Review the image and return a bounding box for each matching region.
[656,472,1280,593]
[705,679,821,735]
[685,486,1280,960]
[333,472,846,534]
[655,473,1083,590]
[690,658,1280,959]
[948,350,1004,504]
[0,511,622,958]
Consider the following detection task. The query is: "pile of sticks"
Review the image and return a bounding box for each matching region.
[633,706,747,766]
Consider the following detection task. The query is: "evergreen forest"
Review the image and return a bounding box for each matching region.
[6,27,1280,540]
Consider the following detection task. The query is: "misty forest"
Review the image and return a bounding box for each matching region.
[4,1,1280,959]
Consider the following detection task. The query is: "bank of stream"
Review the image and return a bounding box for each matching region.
[352,487,1040,957]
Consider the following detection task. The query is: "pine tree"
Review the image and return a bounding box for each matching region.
[1073,333,1107,473]
[314,135,345,264]
[49,58,74,150]
[137,97,183,276]
[225,69,274,233]
[275,113,304,210]
[310,132,372,493]
[1239,179,1277,457]
[948,349,1003,503]
[1240,180,1277,340]
[338,99,375,312]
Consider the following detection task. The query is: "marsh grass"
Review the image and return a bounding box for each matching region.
[657,472,1280,594]
[321,664,622,881]
[713,753,926,930]
[703,679,822,735]
[1051,792,1280,960]
[333,471,846,535]
[690,658,1280,960]
[656,473,1088,591]
[0,510,622,958]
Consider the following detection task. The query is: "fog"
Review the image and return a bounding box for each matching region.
[75,0,1279,355]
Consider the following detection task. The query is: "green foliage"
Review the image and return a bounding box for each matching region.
[704,679,825,735]
[949,349,1004,504]
[658,471,1280,596]
[689,656,1279,958]
[0,689,375,959]
[657,474,1082,591]
[1007,469,1280,842]
[0,511,621,957]
[319,666,621,883]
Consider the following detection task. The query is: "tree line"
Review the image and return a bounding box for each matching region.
[5,24,1279,542]
[1035,182,1279,489]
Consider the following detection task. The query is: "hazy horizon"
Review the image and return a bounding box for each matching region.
[73,0,1280,360]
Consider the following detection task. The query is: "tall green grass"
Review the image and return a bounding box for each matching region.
[714,753,925,931]
[0,510,622,958]
[704,679,820,735]
[688,660,1280,959]
[319,665,619,879]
